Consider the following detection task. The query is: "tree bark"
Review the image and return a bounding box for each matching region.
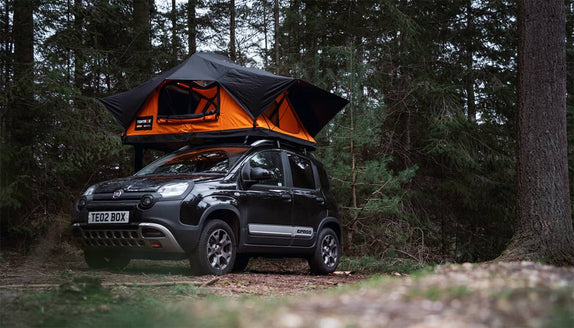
[273,0,279,73]
[13,0,34,88]
[73,0,85,91]
[499,0,574,265]
[132,0,152,83]
[229,0,236,61]
[171,0,178,63]
[465,0,476,122]
[263,0,268,67]
[2,0,34,222]
[12,0,34,145]
[187,0,196,55]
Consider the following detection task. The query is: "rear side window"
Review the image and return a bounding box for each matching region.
[288,154,316,189]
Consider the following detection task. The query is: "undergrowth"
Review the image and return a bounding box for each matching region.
[338,255,429,274]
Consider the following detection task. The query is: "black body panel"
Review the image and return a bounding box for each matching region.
[72,141,340,264]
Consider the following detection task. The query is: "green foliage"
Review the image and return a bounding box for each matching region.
[6,282,189,328]
[0,0,555,265]
[339,256,425,274]
[404,284,472,301]
[280,0,518,263]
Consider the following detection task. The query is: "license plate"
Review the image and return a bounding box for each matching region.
[88,211,130,224]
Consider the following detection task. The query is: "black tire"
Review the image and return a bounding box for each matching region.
[308,228,340,275]
[190,220,236,275]
[84,251,130,270]
[232,254,249,272]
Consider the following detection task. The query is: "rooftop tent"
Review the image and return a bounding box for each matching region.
[99,52,348,151]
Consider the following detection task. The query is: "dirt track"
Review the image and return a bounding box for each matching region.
[2,247,574,327]
[0,248,365,296]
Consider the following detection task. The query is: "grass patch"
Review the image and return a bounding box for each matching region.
[0,277,286,328]
[2,278,191,328]
[404,284,472,301]
[544,307,574,328]
[338,255,428,274]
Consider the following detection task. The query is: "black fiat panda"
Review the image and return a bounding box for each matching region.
[72,140,341,275]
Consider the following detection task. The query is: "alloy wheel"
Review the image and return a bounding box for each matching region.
[206,228,232,271]
[321,234,338,268]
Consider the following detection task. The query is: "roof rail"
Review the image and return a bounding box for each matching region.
[250,139,275,147]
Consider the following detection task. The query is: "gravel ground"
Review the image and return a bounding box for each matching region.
[264,261,574,328]
[1,246,573,327]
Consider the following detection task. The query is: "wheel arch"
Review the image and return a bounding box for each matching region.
[318,217,342,245]
[199,205,241,246]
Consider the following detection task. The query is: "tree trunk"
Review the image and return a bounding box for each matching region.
[187,0,196,55]
[73,0,84,91]
[229,0,236,61]
[263,0,268,67]
[132,0,152,83]
[465,0,476,122]
[12,0,34,146]
[13,0,34,87]
[2,0,35,221]
[171,0,177,63]
[273,0,279,73]
[1,0,12,131]
[499,0,574,265]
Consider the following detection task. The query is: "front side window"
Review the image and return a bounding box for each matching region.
[288,154,316,189]
[249,151,285,186]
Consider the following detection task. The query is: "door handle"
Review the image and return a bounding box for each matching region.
[315,196,325,204]
[281,194,292,202]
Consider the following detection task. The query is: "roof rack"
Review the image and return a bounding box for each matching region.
[248,138,313,155]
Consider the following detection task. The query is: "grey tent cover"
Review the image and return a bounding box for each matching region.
[99,52,348,137]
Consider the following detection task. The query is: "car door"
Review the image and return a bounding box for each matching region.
[286,152,326,247]
[239,150,293,246]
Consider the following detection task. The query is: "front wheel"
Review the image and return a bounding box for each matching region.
[191,220,236,275]
[308,228,340,274]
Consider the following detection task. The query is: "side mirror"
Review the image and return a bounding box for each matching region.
[250,167,272,181]
[241,165,272,188]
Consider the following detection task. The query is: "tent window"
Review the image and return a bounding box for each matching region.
[158,82,219,120]
[262,95,300,134]
[262,101,280,126]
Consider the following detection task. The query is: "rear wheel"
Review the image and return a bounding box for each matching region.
[84,251,130,270]
[191,220,236,275]
[308,228,340,274]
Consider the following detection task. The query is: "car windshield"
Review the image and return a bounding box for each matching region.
[135,147,249,176]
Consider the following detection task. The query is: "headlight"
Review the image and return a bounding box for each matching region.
[157,182,189,198]
[83,185,96,196]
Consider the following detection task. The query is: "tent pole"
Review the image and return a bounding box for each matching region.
[134,145,143,173]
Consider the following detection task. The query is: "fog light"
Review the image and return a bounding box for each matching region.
[78,197,87,209]
[139,194,154,209]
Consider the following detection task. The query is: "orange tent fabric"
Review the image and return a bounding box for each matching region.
[100,53,347,150]
[123,81,315,148]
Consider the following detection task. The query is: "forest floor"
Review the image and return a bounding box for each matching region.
[0,244,573,327]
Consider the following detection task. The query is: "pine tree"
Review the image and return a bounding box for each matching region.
[500,0,574,265]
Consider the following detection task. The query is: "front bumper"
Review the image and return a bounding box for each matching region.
[73,196,202,255]
[72,222,185,254]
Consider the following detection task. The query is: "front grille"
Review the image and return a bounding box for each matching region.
[81,229,145,248]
